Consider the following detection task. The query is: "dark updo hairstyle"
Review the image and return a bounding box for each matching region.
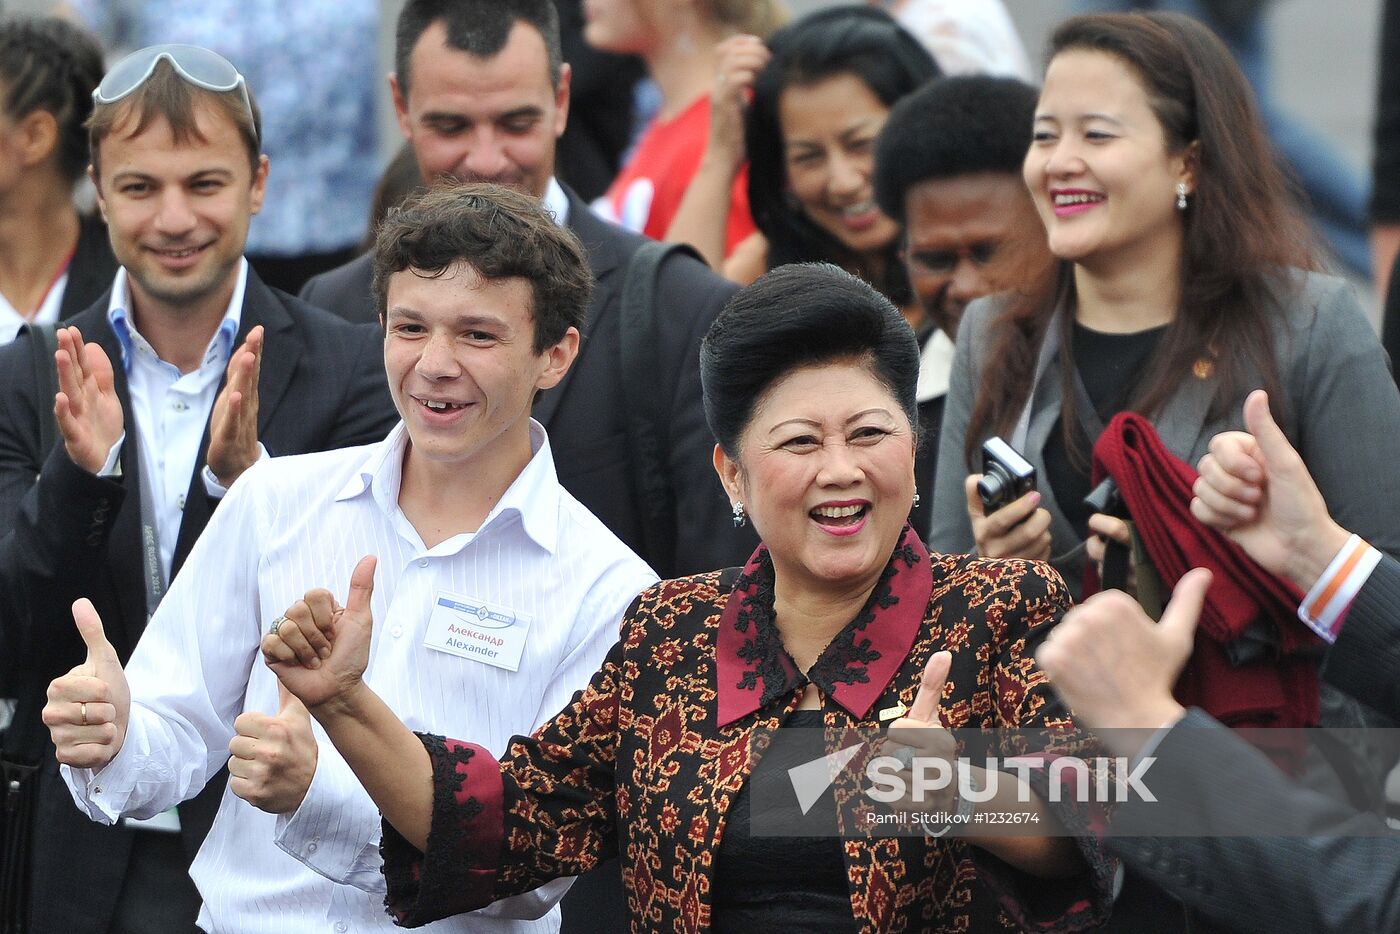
[0,16,105,185]
[700,262,919,457]
[964,11,1317,466]
[872,75,1038,225]
[745,7,938,306]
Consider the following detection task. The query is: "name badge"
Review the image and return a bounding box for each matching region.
[425,591,532,672]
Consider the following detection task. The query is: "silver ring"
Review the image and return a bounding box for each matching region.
[268,615,290,636]
[80,702,89,726]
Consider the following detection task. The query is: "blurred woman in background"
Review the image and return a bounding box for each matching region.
[0,16,114,345]
[668,7,938,335]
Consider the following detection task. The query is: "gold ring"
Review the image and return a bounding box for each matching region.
[268,615,290,636]
[80,702,88,726]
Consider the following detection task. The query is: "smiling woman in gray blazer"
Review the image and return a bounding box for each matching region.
[930,11,1400,591]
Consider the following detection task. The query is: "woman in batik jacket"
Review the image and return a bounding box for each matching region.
[266,264,1115,933]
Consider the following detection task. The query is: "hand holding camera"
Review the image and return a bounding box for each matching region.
[964,438,1051,561]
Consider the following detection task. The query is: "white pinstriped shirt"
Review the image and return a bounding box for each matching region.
[62,420,657,933]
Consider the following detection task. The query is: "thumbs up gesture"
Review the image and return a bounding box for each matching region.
[882,651,960,813]
[1191,389,1350,590]
[43,599,131,768]
[228,684,317,814]
[262,556,378,713]
[1037,568,1211,756]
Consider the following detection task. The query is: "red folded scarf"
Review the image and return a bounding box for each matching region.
[1091,412,1322,728]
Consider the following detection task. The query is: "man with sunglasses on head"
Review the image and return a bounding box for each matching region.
[0,45,395,934]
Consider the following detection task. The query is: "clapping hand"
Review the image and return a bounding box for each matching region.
[53,326,124,474]
[705,34,770,172]
[263,556,378,713]
[206,325,264,487]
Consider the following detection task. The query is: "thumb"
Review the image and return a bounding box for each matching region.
[907,650,952,723]
[343,555,378,624]
[277,682,310,722]
[1242,390,1297,471]
[1159,568,1210,654]
[73,598,119,669]
[964,474,986,519]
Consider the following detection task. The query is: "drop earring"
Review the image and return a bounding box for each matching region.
[731,501,747,528]
[1176,181,1188,211]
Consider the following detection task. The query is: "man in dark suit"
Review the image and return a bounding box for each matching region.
[301,0,754,582]
[1038,390,1400,934]
[0,47,396,934]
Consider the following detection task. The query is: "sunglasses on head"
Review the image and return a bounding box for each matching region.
[94,44,258,143]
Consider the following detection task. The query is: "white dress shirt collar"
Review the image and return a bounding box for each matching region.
[336,418,562,555]
[542,177,570,228]
[106,259,248,373]
[0,271,68,345]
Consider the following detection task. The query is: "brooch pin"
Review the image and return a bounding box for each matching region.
[878,702,908,722]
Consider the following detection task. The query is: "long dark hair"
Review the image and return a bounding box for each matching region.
[965,11,1318,466]
[745,6,938,305]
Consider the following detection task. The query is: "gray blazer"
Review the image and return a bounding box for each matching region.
[930,269,1400,594]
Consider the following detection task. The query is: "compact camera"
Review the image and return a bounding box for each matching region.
[978,437,1037,513]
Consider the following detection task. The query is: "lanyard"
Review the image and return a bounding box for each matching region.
[132,420,167,621]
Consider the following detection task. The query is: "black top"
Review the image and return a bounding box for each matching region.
[1044,320,1167,538]
[711,709,859,933]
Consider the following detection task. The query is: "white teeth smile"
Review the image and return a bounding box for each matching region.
[841,201,876,217]
[422,400,466,411]
[1053,193,1105,206]
[811,504,865,519]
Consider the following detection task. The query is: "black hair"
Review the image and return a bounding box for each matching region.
[873,75,1038,225]
[0,16,104,184]
[700,262,919,456]
[372,183,592,352]
[745,6,938,303]
[396,0,562,95]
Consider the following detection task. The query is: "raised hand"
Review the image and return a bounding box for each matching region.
[883,651,959,813]
[705,34,770,171]
[263,556,378,712]
[228,684,318,814]
[1191,389,1349,590]
[206,325,264,487]
[43,599,131,768]
[965,475,1052,560]
[1037,568,1210,754]
[53,326,124,474]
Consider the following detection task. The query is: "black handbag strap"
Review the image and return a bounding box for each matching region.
[19,322,60,463]
[618,241,701,576]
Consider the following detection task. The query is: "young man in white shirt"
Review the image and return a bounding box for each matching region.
[43,183,656,933]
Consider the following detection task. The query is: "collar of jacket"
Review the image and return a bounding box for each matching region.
[716,524,933,727]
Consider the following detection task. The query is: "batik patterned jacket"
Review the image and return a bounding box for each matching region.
[383,527,1114,932]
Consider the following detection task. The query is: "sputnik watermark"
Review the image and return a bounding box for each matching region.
[862,754,1158,805]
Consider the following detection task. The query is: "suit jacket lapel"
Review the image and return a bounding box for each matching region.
[84,309,150,650]
[172,269,298,571]
[1152,366,1215,462]
[531,187,625,429]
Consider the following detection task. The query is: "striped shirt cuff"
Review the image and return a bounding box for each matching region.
[1298,534,1382,642]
